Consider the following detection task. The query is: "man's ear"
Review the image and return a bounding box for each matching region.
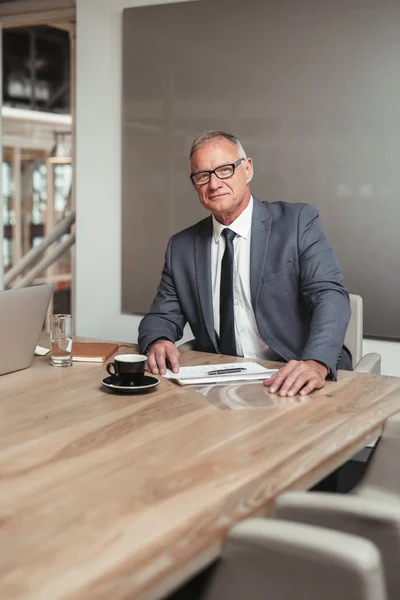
[245,158,254,184]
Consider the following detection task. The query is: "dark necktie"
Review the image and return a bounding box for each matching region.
[219,228,237,355]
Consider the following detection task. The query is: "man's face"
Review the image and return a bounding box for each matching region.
[189,138,253,223]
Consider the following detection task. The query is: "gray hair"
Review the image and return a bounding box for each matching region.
[189,130,246,159]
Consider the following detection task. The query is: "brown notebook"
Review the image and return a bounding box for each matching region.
[72,342,119,363]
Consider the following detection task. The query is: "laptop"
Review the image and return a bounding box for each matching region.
[0,284,54,376]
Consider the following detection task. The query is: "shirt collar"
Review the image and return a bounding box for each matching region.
[212,195,253,243]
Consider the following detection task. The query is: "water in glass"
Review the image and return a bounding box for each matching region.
[51,337,73,367]
[50,314,73,367]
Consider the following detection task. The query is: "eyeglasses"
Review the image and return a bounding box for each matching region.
[190,157,245,187]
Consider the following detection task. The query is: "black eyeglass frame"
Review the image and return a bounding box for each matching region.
[190,157,245,187]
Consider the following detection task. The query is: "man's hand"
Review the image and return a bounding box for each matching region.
[146,340,181,375]
[263,360,328,396]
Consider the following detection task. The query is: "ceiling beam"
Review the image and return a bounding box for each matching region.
[0,1,75,28]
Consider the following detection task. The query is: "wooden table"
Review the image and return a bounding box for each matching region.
[1,345,400,600]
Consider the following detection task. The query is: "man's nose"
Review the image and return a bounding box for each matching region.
[209,172,223,189]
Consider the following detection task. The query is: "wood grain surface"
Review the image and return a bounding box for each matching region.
[1,342,400,600]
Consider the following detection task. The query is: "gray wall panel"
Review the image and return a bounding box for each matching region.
[122,0,400,339]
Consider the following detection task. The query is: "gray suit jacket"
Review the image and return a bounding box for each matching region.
[138,198,352,379]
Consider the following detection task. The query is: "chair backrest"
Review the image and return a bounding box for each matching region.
[274,493,399,600]
[202,518,387,600]
[345,294,363,367]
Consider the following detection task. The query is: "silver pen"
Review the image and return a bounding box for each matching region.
[207,367,247,375]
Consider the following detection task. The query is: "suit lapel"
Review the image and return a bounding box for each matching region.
[194,217,218,350]
[250,198,272,310]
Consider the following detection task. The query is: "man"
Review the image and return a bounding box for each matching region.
[138,131,352,396]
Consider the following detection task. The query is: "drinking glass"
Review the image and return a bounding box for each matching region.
[50,314,73,367]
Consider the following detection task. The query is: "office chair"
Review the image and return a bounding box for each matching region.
[274,412,400,600]
[200,519,387,600]
[346,294,381,374]
[355,411,400,500]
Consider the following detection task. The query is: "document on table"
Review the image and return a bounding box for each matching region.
[34,345,50,356]
[163,362,278,386]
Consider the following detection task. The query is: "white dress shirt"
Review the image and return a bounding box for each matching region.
[211,196,281,360]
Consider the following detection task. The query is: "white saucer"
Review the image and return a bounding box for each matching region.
[101,375,160,394]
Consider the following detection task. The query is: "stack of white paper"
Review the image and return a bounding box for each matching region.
[163,361,278,386]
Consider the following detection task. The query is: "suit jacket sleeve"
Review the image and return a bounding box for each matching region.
[297,204,351,379]
[138,236,187,354]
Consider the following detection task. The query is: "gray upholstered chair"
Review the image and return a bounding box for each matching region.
[273,412,400,600]
[346,294,381,374]
[354,411,400,501]
[346,294,382,455]
[274,497,400,600]
[200,519,387,600]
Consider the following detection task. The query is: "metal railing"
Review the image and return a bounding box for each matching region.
[4,211,75,289]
